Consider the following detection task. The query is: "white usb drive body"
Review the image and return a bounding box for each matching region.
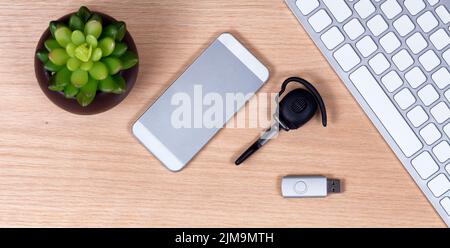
[281,176,341,198]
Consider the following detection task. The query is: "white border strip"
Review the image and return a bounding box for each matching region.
[132,121,184,172]
[218,33,269,82]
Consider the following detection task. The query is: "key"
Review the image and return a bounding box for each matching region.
[296,0,320,15]
[382,71,403,92]
[343,19,365,40]
[444,49,450,65]
[408,106,429,127]
[349,66,422,157]
[441,197,450,216]
[367,15,388,36]
[444,123,450,138]
[405,67,426,88]
[380,32,401,53]
[393,49,414,71]
[426,0,439,6]
[308,10,332,32]
[354,0,375,19]
[381,0,403,19]
[419,50,441,72]
[446,89,450,102]
[411,151,439,179]
[404,0,426,16]
[417,11,439,33]
[432,68,450,89]
[428,174,450,197]
[433,141,450,162]
[333,44,361,72]
[431,102,450,123]
[394,88,416,109]
[420,123,441,145]
[369,53,390,75]
[436,5,450,24]
[321,27,345,50]
[394,15,415,36]
[406,33,428,54]
[418,84,439,106]
[323,0,352,22]
[430,29,450,50]
[356,36,378,57]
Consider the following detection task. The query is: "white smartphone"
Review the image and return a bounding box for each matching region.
[132,33,269,172]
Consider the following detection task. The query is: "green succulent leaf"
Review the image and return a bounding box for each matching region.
[71,30,85,46]
[98,37,115,57]
[48,48,69,66]
[44,39,61,52]
[103,24,118,40]
[44,60,63,72]
[84,20,102,39]
[98,75,116,93]
[102,57,122,75]
[77,6,92,22]
[54,67,71,87]
[111,42,128,57]
[67,57,81,71]
[64,83,79,98]
[76,90,96,107]
[69,14,84,31]
[36,50,49,63]
[81,77,98,97]
[86,34,98,48]
[71,69,89,88]
[120,51,138,70]
[74,43,92,62]
[91,47,102,62]
[115,21,126,41]
[88,13,102,24]
[89,61,108,80]
[80,61,94,71]
[112,74,126,94]
[54,26,72,48]
[65,43,76,57]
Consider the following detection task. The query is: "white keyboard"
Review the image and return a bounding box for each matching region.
[285,0,450,226]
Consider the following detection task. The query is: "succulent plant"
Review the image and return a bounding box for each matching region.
[36,6,138,107]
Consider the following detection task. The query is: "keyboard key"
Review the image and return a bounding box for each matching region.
[408,106,429,127]
[349,66,422,157]
[430,29,450,50]
[367,15,388,36]
[380,32,401,54]
[419,50,441,71]
[343,19,365,40]
[441,197,450,216]
[444,123,450,138]
[405,67,426,88]
[444,49,450,65]
[382,71,404,92]
[436,5,450,24]
[296,0,320,15]
[432,68,450,89]
[394,15,415,36]
[418,84,439,106]
[420,123,441,145]
[446,89,450,102]
[434,141,450,162]
[426,0,439,6]
[321,27,345,50]
[404,0,426,16]
[381,0,403,19]
[393,49,414,71]
[411,151,439,179]
[354,0,375,19]
[323,0,352,22]
[308,10,332,32]
[394,88,416,109]
[428,174,450,197]
[431,102,450,123]
[356,36,378,57]
[369,53,390,75]
[417,11,439,33]
[333,44,361,72]
[406,32,428,54]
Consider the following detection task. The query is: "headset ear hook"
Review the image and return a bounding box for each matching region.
[278,77,327,127]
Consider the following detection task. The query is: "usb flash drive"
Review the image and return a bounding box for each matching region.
[281,176,342,198]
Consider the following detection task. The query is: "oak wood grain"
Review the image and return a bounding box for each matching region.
[0,0,444,227]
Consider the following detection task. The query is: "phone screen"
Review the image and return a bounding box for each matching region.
[133,33,269,171]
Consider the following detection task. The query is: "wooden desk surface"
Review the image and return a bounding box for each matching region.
[0,0,445,227]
